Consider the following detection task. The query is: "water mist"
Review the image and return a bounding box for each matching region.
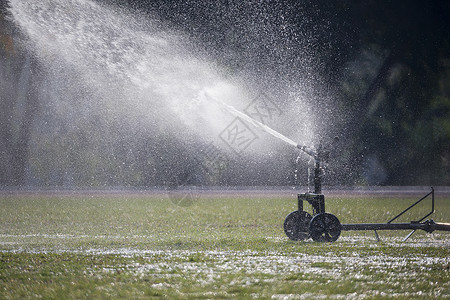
[7,0,320,187]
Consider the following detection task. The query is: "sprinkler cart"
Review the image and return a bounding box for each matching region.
[284,144,450,242]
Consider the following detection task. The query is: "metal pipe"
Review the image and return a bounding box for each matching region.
[434,222,450,231]
[342,220,450,233]
[342,223,425,231]
[314,159,321,194]
[296,144,317,159]
[296,144,322,194]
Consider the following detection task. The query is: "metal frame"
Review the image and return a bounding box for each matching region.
[285,144,450,242]
[340,187,450,241]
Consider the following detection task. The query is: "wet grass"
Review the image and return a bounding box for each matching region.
[0,191,449,298]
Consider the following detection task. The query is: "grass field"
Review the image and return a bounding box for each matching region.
[0,190,449,299]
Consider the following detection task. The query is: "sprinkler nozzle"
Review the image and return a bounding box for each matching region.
[296,144,316,159]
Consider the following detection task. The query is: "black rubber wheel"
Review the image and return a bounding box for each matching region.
[284,210,312,241]
[309,213,341,242]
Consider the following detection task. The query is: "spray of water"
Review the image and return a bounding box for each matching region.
[203,92,298,147]
[7,0,321,186]
[9,0,220,133]
[8,0,315,145]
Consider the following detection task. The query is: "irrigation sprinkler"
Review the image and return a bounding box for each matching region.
[284,143,450,242]
[204,92,450,242]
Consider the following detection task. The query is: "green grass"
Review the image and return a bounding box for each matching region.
[0,192,449,299]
